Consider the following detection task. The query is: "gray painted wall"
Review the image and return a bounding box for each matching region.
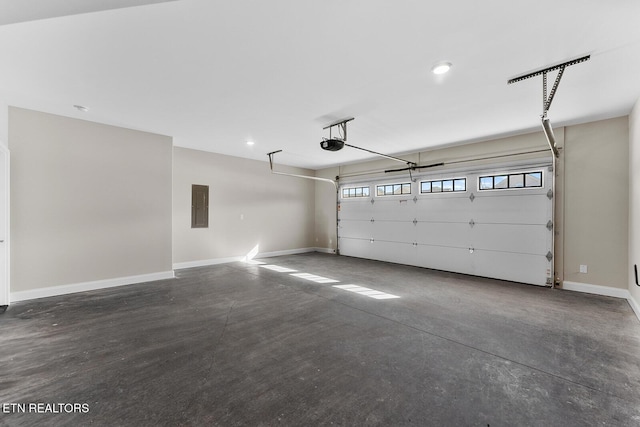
[172,147,316,266]
[9,107,173,292]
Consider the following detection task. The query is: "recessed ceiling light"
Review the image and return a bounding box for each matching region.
[431,62,452,75]
[73,105,89,112]
[246,141,255,146]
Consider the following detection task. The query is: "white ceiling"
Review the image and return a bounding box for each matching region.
[1,0,639,169]
[0,0,177,25]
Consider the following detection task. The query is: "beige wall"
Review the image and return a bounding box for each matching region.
[315,118,630,290]
[564,117,629,289]
[172,147,315,265]
[630,100,640,305]
[9,107,173,292]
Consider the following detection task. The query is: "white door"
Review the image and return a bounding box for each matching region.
[0,144,8,306]
[339,161,553,286]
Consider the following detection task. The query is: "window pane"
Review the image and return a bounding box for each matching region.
[363,187,370,197]
[509,174,524,188]
[431,181,442,192]
[402,183,411,194]
[494,175,508,189]
[355,188,362,196]
[525,172,542,187]
[454,179,466,192]
[442,180,453,192]
[385,185,393,195]
[479,177,493,190]
[377,186,384,196]
[342,189,348,198]
[393,184,401,195]
[421,182,431,193]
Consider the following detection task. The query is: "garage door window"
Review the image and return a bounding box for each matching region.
[377,183,411,196]
[342,186,370,198]
[421,178,466,193]
[479,171,543,191]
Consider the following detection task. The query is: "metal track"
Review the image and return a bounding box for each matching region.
[507,55,590,85]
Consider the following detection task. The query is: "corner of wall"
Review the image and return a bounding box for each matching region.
[0,102,8,146]
[629,97,640,322]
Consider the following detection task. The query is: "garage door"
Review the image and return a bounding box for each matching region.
[338,162,553,286]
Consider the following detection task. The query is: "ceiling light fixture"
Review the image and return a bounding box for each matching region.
[73,105,89,112]
[431,62,452,75]
[246,141,255,146]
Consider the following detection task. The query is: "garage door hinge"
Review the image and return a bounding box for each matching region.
[370,199,375,204]
[546,220,553,231]
[370,218,375,223]
[413,242,418,246]
[469,193,475,202]
[469,219,475,228]
[547,189,553,199]
[413,218,418,225]
[546,251,553,262]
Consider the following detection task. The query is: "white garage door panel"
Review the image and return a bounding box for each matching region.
[339,237,374,260]
[373,221,417,243]
[473,250,550,285]
[472,193,550,224]
[339,203,373,219]
[415,223,471,248]
[471,224,549,254]
[415,246,474,276]
[416,196,472,221]
[372,202,414,221]
[369,241,416,265]
[338,161,553,287]
[339,219,372,239]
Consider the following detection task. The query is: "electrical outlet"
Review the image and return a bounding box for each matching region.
[579,264,588,274]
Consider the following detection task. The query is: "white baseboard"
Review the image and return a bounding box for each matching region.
[10,271,175,303]
[562,280,640,323]
[173,248,325,270]
[257,247,317,258]
[562,281,631,299]
[628,293,640,323]
[314,247,337,254]
[173,256,244,270]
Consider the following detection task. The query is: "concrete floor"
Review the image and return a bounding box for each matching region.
[1,253,639,426]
